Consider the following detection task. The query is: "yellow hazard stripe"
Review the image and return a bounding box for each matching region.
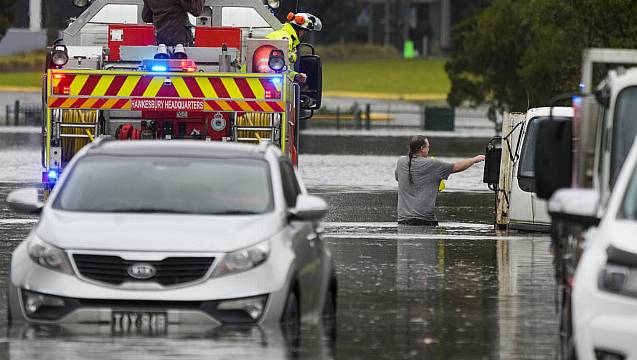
[103,99,119,109]
[237,101,253,112]
[259,102,274,112]
[83,98,98,108]
[221,78,243,99]
[118,76,141,97]
[246,78,265,98]
[171,77,193,98]
[61,98,77,108]
[92,75,115,96]
[216,100,233,111]
[69,75,89,96]
[196,77,218,98]
[144,77,164,97]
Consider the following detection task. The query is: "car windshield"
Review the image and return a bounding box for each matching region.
[620,164,637,220]
[53,156,273,215]
[612,87,637,188]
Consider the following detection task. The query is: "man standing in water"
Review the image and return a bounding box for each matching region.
[395,135,485,226]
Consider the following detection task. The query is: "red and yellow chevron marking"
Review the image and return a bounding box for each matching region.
[49,70,284,102]
[47,97,286,113]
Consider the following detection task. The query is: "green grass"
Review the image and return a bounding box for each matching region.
[323,58,450,95]
[0,58,452,96]
[0,72,42,88]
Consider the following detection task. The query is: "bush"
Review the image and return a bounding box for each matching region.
[0,51,46,72]
[315,43,400,61]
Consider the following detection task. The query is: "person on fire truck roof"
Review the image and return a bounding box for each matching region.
[142,0,204,47]
[266,12,322,84]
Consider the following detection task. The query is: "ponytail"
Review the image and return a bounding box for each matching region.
[408,153,414,184]
[407,135,428,184]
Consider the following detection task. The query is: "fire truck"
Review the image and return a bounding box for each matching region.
[41,0,323,187]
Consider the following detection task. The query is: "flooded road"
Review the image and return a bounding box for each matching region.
[0,128,558,359]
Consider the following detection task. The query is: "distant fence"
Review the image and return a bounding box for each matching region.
[309,102,492,132]
[2,101,42,126]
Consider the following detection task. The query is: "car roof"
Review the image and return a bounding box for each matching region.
[85,140,273,160]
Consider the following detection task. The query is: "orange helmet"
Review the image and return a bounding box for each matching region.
[286,12,322,32]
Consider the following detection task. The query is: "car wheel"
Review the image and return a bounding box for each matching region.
[281,289,300,345]
[323,280,337,320]
[281,290,300,326]
[560,288,577,360]
[322,280,337,341]
[6,285,11,324]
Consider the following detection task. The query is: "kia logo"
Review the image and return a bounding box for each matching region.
[127,263,157,280]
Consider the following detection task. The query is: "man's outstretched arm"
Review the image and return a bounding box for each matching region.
[452,155,485,173]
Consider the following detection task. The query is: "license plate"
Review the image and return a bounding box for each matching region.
[111,311,167,334]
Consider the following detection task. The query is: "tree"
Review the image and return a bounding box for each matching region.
[446,0,637,112]
[0,0,16,41]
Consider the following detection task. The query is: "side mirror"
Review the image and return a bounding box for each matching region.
[535,117,572,199]
[483,138,502,186]
[72,0,91,8]
[548,188,600,227]
[289,195,328,221]
[298,54,322,110]
[7,188,43,214]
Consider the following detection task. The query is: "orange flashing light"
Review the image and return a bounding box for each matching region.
[287,12,295,21]
[53,74,65,80]
[294,15,305,25]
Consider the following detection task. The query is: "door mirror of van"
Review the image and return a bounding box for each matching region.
[289,195,328,221]
[483,138,502,185]
[7,188,43,214]
[298,55,322,110]
[535,118,572,199]
[548,188,600,227]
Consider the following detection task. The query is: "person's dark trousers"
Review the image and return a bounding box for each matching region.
[398,219,439,227]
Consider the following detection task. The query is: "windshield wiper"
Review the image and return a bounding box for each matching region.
[104,209,197,214]
[207,210,262,215]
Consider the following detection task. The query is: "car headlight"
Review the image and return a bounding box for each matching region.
[214,240,270,277]
[27,235,74,275]
[598,264,637,297]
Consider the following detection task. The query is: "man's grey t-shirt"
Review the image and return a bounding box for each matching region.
[395,156,454,222]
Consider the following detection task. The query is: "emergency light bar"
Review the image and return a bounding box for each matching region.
[140,59,197,73]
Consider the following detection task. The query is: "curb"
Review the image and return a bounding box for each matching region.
[0,86,40,93]
[324,91,447,102]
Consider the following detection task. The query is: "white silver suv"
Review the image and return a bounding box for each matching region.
[7,140,336,332]
[550,137,637,360]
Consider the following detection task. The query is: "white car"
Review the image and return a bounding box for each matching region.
[550,137,637,360]
[6,140,337,331]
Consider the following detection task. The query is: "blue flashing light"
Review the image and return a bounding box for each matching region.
[47,170,58,181]
[271,77,282,85]
[151,65,168,72]
[572,96,583,106]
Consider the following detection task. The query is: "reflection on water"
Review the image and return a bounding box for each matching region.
[0,130,557,359]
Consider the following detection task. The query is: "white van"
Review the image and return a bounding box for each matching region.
[499,107,574,231]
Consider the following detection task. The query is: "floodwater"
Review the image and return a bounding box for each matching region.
[0,128,558,359]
